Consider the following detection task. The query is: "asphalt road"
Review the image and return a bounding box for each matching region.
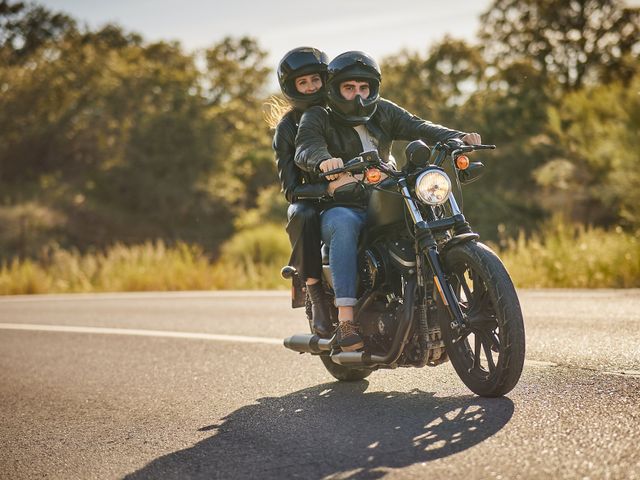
[1,289,639,480]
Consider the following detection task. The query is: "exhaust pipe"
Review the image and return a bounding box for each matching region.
[331,278,417,368]
[283,334,333,354]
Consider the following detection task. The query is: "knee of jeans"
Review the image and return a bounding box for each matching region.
[323,210,362,242]
[339,213,364,237]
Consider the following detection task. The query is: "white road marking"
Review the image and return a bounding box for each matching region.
[0,290,289,303]
[603,370,640,378]
[524,360,558,367]
[0,323,571,370]
[0,323,282,345]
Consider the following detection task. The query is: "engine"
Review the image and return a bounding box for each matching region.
[358,238,415,294]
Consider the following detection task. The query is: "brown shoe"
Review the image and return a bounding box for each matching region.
[336,321,364,352]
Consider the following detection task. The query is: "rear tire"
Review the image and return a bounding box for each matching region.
[306,290,372,382]
[439,241,525,397]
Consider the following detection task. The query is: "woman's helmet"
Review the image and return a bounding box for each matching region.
[327,51,381,126]
[277,47,329,111]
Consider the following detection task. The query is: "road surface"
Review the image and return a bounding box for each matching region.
[1,289,639,479]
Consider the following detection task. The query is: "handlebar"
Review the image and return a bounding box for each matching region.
[318,141,496,178]
[318,150,397,179]
[439,138,495,153]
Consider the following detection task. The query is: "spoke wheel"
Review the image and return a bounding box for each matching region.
[438,241,525,397]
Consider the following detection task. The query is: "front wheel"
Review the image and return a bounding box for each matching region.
[439,241,525,397]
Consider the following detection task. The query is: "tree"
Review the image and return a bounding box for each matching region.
[0,0,76,64]
[0,2,274,257]
[201,37,274,213]
[382,37,486,128]
[479,0,640,92]
[539,73,640,227]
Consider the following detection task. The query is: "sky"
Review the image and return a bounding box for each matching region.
[38,0,493,68]
[35,0,640,91]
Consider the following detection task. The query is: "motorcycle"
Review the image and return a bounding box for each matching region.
[282,138,525,397]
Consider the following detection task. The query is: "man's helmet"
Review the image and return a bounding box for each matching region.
[327,51,381,126]
[277,47,329,111]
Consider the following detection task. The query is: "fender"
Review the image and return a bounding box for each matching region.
[441,233,479,255]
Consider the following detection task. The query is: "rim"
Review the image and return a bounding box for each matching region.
[449,263,501,380]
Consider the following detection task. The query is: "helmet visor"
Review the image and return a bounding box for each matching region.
[281,49,328,76]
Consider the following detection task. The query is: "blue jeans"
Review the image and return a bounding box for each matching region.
[320,207,367,307]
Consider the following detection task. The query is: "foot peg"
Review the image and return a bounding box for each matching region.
[281,265,297,280]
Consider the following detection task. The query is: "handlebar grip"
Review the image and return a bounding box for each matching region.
[319,167,345,178]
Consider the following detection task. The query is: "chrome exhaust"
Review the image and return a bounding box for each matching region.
[283,334,333,354]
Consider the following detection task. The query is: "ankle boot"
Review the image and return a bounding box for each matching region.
[306,282,332,338]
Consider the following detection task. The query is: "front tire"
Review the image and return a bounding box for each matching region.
[439,241,525,397]
[305,291,372,382]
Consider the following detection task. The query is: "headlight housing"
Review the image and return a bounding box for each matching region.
[415,169,451,205]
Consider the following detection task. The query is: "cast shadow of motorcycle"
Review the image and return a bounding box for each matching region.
[284,139,526,397]
[125,381,514,479]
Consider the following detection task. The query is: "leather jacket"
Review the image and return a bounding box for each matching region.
[273,109,328,203]
[294,98,465,176]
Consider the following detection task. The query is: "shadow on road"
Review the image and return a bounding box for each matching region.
[125,381,513,479]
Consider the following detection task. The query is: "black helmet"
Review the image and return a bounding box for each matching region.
[327,51,381,126]
[277,47,329,111]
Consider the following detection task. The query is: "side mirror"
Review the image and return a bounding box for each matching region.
[405,140,431,168]
[458,162,485,184]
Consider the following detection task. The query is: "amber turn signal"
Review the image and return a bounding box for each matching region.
[456,155,470,170]
[365,168,382,183]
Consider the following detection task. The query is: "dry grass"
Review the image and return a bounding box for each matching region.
[0,223,291,294]
[496,221,640,288]
[1,220,638,294]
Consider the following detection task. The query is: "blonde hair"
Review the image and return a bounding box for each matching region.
[263,95,292,129]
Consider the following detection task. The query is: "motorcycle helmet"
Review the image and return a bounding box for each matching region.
[277,47,329,111]
[327,51,381,126]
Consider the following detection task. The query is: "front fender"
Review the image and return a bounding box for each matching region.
[441,233,479,255]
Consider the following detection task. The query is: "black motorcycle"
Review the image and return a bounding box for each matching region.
[283,138,525,397]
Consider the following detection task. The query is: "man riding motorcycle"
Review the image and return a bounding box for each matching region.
[294,50,481,351]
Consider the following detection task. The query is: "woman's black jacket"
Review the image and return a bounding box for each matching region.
[294,98,464,176]
[273,109,328,203]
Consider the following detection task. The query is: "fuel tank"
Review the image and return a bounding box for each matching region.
[366,178,405,233]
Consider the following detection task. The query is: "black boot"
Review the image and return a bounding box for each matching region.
[306,282,332,338]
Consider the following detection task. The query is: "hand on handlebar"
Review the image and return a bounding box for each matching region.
[319,158,344,181]
[461,132,482,145]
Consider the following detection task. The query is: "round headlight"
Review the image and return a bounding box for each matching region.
[415,169,451,205]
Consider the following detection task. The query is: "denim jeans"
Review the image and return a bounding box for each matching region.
[320,207,367,307]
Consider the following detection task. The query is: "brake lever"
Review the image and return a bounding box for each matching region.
[452,144,497,157]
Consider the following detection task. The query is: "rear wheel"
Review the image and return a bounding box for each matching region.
[305,290,372,382]
[439,241,525,397]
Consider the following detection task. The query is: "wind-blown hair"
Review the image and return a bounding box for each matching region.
[263,95,292,129]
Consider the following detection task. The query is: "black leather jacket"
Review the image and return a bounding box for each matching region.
[295,98,465,176]
[273,110,328,203]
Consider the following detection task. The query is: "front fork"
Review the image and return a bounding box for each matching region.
[399,179,468,332]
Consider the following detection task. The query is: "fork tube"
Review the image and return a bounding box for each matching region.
[399,182,424,224]
[397,177,466,330]
[448,192,462,216]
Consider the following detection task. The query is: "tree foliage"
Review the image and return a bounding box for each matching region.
[479,0,640,92]
[1,0,638,262]
[0,2,272,259]
[542,74,640,226]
